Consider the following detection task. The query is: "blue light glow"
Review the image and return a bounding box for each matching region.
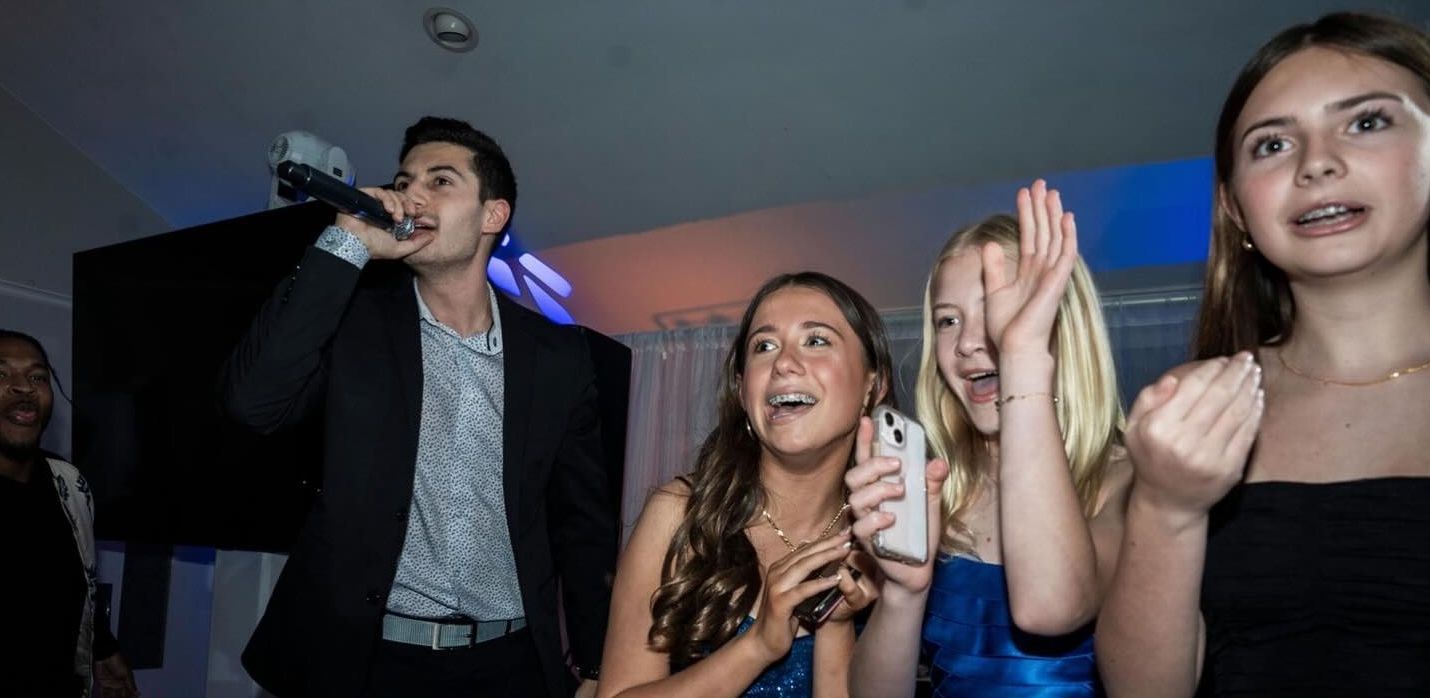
[487,257,520,296]
[525,275,575,324]
[518,253,573,298]
[488,225,577,324]
[1055,158,1213,272]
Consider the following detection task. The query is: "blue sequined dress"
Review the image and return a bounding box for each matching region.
[671,616,815,697]
[921,555,1099,697]
[732,616,815,697]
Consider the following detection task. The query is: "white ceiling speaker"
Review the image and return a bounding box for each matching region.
[424,8,478,53]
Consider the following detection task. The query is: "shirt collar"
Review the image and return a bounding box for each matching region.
[413,279,503,354]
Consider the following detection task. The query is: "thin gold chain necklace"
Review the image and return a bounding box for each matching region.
[761,503,849,551]
[1277,349,1430,387]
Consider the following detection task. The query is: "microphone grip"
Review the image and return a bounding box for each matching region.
[276,161,416,240]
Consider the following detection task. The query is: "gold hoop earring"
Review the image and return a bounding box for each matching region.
[745,419,755,438]
[1241,237,1255,251]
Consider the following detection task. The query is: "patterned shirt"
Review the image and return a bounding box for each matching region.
[315,227,524,621]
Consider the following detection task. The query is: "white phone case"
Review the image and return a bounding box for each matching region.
[870,406,929,565]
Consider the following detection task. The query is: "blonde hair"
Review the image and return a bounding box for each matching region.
[914,214,1125,554]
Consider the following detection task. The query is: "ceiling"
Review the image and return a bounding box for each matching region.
[3,0,1425,255]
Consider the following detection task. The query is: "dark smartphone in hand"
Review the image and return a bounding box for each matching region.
[792,562,861,625]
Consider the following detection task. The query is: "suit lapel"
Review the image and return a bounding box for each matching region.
[380,275,424,443]
[498,293,537,533]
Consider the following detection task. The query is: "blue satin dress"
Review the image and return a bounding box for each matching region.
[922,555,1099,697]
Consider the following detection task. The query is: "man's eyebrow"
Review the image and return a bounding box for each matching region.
[394,165,468,180]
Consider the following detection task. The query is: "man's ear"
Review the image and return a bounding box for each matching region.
[481,199,512,236]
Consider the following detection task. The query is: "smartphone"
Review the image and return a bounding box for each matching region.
[792,562,862,625]
[869,405,929,565]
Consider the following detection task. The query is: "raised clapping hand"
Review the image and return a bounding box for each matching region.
[844,417,950,595]
[983,180,1080,357]
[335,187,433,260]
[1125,353,1265,525]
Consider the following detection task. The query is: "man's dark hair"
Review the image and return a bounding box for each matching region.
[399,117,518,222]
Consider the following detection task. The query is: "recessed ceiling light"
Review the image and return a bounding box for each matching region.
[423,7,478,53]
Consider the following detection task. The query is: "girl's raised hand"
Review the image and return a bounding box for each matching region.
[983,179,1079,357]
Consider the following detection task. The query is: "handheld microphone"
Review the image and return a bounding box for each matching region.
[276,161,416,240]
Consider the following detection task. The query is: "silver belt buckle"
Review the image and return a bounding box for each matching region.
[430,619,478,650]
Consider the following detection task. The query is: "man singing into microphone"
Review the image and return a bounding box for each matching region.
[222,117,615,697]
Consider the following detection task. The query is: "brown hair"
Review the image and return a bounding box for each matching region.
[647,271,895,666]
[1194,12,1430,359]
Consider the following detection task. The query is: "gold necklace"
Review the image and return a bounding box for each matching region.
[761,503,850,551]
[1277,349,1430,387]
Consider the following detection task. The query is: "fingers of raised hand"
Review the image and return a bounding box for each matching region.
[1043,187,1065,261]
[851,509,895,550]
[1041,209,1078,293]
[1184,353,1260,434]
[852,417,875,467]
[1133,356,1259,481]
[982,240,1011,295]
[1059,209,1079,260]
[1128,373,1179,425]
[847,456,903,515]
[1016,185,1038,260]
[1153,357,1235,423]
[1211,364,1264,460]
[1030,180,1051,259]
[1014,180,1076,290]
[1224,386,1266,462]
[924,458,950,491]
[924,458,949,518]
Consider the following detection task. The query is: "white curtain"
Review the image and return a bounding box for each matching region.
[614,326,735,540]
[614,287,1201,537]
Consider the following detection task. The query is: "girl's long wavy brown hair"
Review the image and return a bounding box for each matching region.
[647,271,895,666]
[1195,12,1430,359]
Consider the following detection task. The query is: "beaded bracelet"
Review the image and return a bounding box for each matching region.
[994,392,1059,410]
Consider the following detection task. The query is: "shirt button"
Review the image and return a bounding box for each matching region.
[395,508,407,521]
[365,591,383,605]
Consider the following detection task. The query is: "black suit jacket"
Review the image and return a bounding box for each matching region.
[220,246,616,697]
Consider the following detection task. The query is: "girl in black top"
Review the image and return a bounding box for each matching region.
[1096,12,1430,697]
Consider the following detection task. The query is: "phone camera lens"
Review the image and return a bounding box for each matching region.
[893,428,903,444]
[884,412,895,426]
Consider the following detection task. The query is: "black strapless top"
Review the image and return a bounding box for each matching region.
[1199,477,1430,697]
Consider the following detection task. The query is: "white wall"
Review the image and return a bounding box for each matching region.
[0,88,170,296]
[0,87,270,697]
[0,85,171,452]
